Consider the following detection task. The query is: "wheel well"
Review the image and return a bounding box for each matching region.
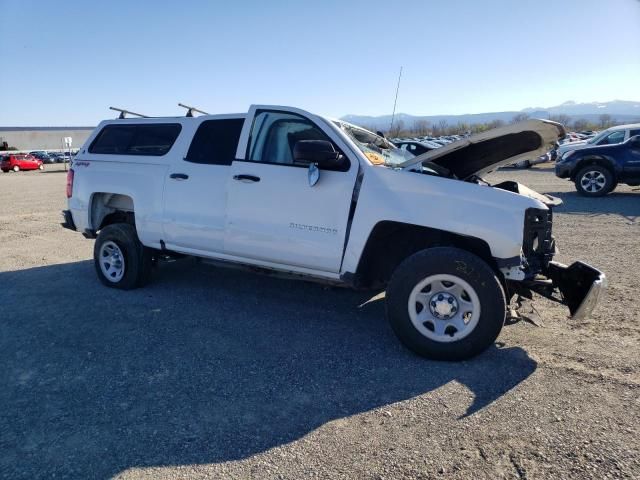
[572,157,616,180]
[354,221,498,288]
[90,193,135,231]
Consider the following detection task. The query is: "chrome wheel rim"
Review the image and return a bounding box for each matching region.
[580,170,606,193]
[99,241,125,283]
[408,274,481,343]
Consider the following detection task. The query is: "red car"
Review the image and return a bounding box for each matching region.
[0,154,44,172]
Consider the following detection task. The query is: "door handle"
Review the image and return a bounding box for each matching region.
[233,174,260,183]
[169,173,189,180]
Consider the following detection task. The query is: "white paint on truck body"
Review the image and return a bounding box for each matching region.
[68,105,547,282]
[341,164,544,274]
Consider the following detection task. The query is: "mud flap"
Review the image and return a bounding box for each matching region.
[544,261,606,320]
[61,209,76,231]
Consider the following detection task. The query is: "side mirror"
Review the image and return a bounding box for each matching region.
[293,140,344,169]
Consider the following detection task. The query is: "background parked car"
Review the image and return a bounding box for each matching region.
[1,154,44,172]
[48,152,66,163]
[555,123,640,159]
[29,151,55,164]
[510,152,552,169]
[62,151,76,161]
[503,151,552,169]
[555,135,640,196]
[393,140,440,156]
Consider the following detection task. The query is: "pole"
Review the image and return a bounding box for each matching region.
[389,66,403,135]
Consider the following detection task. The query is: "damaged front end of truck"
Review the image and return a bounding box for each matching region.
[509,205,606,321]
[338,118,606,322]
[395,119,607,321]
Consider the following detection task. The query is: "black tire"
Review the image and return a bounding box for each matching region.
[93,223,152,290]
[574,165,614,197]
[386,247,506,361]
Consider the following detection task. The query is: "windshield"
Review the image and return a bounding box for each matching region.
[334,121,412,166]
[587,129,611,144]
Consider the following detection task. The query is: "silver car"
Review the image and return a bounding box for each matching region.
[556,123,640,159]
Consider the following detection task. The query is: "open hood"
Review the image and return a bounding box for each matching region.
[399,120,565,179]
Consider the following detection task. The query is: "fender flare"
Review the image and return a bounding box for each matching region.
[573,155,620,179]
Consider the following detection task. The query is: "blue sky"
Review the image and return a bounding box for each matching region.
[1,0,639,125]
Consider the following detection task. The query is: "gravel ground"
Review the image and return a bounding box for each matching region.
[1,164,639,479]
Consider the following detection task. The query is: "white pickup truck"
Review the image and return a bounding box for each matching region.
[62,105,605,360]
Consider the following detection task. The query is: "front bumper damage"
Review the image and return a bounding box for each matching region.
[544,261,606,320]
[511,206,606,320]
[514,261,606,320]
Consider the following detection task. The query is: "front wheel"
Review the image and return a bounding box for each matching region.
[386,247,506,361]
[38,164,44,170]
[94,223,153,289]
[574,165,614,196]
[12,165,19,172]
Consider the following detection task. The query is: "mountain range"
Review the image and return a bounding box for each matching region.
[341,100,640,130]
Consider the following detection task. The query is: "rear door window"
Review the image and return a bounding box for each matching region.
[89,124,182,156]
[186,119,244,165]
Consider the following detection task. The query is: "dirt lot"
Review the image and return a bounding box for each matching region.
[1,164,639,479]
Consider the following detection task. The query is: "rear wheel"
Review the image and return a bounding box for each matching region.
[575,165,614,196]
[38,164,44,170]
[94,223,153,289]
[386,247,506,361]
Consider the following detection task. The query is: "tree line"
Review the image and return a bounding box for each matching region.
[375,113,636,138]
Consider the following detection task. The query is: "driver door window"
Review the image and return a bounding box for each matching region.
[247,111,344,168]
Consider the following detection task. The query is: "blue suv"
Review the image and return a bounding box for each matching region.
[556,135,640,196]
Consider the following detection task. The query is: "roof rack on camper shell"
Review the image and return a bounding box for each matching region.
[109,107,149,119]
[177,103,210,117]
[109,104,211,119]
